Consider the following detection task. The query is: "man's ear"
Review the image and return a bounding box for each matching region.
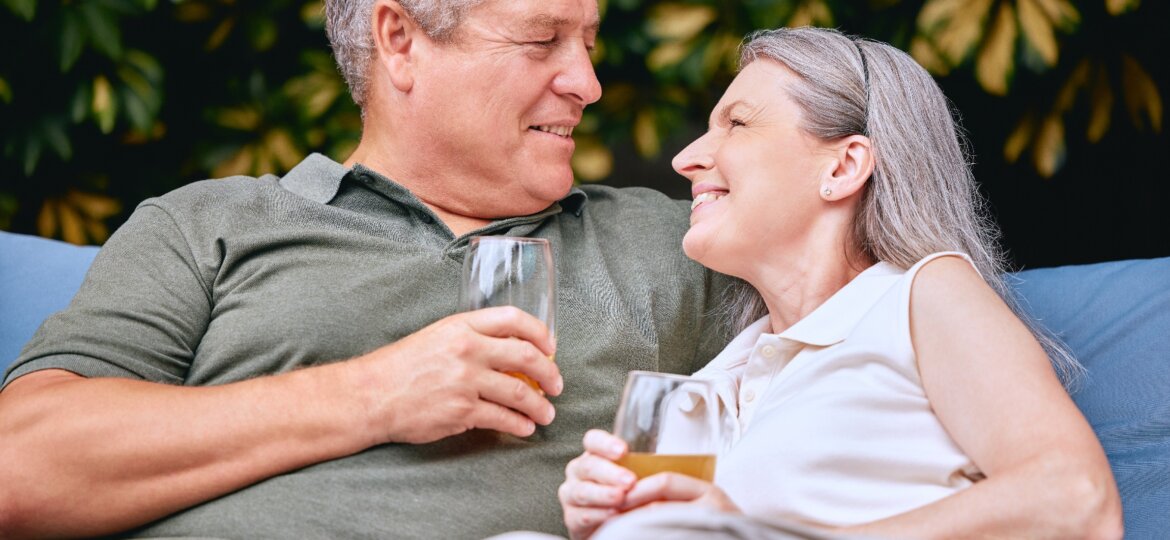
[373,0,418,93]
[819,135,874,202]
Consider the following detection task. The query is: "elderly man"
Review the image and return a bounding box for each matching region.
[0,0,732,538]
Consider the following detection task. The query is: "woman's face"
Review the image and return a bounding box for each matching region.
[673,59,837,280]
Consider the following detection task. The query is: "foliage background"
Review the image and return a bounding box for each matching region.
[1,0,1166,268]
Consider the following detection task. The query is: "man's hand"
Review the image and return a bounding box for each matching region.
[351,306,562,445]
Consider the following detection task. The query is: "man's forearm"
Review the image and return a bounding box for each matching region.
[0,365,370,538]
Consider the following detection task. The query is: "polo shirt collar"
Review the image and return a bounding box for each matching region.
[278,153,589,216]
[278,153,348,204]
[776,261,903,347]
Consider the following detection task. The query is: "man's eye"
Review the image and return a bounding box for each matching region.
[530,38,557,48]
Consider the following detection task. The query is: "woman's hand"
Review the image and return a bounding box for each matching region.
[621,472,741,513]
[560,429,637,539]
[560,430,743,539]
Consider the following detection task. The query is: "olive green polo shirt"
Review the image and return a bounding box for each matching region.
[6,153,735,539]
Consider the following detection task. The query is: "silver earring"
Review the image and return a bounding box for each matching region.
[822,187,832,197]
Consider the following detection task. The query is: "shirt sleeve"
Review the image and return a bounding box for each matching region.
[3,202,213,388]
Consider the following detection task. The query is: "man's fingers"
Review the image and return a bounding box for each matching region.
[480,334,563,396]
[620,473,710,510]
[477,370,556,426]
[462,306,555,356]
[467,401,537,437]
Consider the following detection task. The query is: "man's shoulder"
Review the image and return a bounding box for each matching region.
[138,173,282,214]
[574,184,690,221]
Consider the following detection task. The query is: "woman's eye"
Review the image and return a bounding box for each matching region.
[729,118,746,128]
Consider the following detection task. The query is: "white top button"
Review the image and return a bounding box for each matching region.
[743,389,756,402]
[760,345,777,358]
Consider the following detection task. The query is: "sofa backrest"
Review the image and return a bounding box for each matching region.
[1011,257,1170,538]
[1,231,99,369]
[1,231,1167,536]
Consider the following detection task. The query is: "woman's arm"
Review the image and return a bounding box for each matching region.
[842,255,1123,539]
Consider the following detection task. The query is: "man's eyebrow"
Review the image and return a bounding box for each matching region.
[521,14,602,34]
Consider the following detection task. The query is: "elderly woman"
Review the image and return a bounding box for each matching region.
[558,27,1122,539]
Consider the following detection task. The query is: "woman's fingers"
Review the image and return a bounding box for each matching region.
[620,472,711,510]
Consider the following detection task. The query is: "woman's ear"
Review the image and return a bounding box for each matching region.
[373,0,418,93]
[820,135,874,201]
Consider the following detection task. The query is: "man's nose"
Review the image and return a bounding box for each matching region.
[553,43,602,106]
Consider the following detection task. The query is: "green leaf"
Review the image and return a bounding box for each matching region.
[70,83,92,122]
[22,137,42,176]
[1,0,35,21]
[0,77,12,104]
[60,11,86,72]
[80,2,125,59]
[120,88,152,132]
[42,119,73,161]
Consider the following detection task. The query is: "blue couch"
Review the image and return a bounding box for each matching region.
[2,230,1168,537]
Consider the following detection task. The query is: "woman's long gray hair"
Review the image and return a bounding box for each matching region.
[324,0,486,108]
[725,26,1082,386]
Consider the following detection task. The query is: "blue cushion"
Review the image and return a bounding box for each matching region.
[0,231,99,371]
[1011,257,1170,539]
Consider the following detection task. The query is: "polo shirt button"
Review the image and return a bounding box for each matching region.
[743,389,756,403]
[760,345,777,358]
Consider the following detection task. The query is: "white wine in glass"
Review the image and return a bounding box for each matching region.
[460,236,555,390]
[613,371,728,481]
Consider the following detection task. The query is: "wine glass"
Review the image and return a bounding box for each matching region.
[460,236,556,390]
[613,371,729,481]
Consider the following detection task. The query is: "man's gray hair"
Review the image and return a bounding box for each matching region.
[324,0,488,108]
[724,26,1081,384]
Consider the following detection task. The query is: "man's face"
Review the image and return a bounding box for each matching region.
[406,0,601,219]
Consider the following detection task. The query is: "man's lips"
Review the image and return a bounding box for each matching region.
[529,124,575,138]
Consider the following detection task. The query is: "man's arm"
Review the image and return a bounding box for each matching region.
[0,306,560,539]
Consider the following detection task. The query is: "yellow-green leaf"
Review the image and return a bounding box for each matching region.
[1032,113,1066,177]
[1018,0,1059,67]
[910,36,952,76]
[976,2,1016,95]
[206,16,236,51]
[0,77,11,104]
[789,0,834,28]
[92,75,117,133]
[926,0,994,65]
[37,198,58,239]
[571,136,613,182]
[647,40,692,71]
[647,4,716,41]
[1032,0,1080,28]
[1121,55,1162,132]
[1106,0,1140,15]
[633,108,660,158]
[215,106,261,131]
[1087,63,1113,142]
[1004,113,1036,163]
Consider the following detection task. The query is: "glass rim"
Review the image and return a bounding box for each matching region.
[468,235,549,245]
[624,370,709,384]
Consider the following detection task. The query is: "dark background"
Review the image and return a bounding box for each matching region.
[1,0,1166,270]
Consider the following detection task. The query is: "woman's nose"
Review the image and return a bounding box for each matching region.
[672,133,714,179]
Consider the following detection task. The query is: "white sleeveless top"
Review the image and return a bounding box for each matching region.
[691,252,983,526]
